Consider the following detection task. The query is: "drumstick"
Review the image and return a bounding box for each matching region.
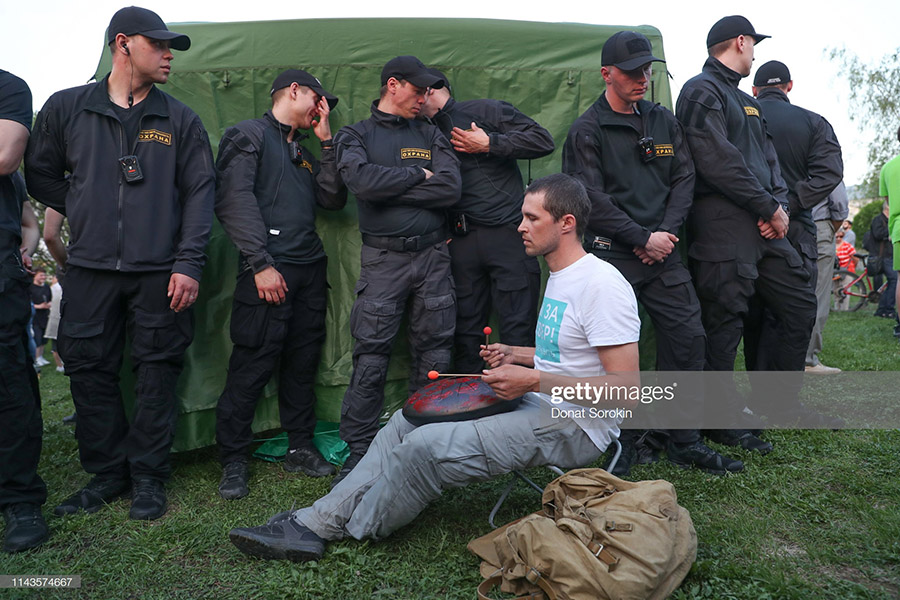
[483,326,492,347]
[427,370,484,380]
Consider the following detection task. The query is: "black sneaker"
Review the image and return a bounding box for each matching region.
[705,429,773,455]
[54,476,129,516]
[894,323,900,338]
[229,518,325,562]
[667,440,744,475]
[874,309,897,319]
[129,479,167,520]
[266,510,295,525]
[219,459,250,500]
[284,446,336,477]
[3,503,49,553]
[330,452,364,490]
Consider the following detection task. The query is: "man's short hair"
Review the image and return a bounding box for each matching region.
[526,173,591,238]
[33,266,46,274]
[707,39,732,58]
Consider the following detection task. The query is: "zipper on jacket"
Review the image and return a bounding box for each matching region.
[116,123,125,271]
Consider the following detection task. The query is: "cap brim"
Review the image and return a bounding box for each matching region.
[406,73,444,89]
[613,55,666,71]
[750,33,770,44]
[143,29,191,51]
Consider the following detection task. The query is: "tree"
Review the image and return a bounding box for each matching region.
[828,47,900,198]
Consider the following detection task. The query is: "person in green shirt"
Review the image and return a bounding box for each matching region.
[879,124,900,337]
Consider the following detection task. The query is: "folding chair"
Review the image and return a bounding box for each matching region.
[488,437,622,528]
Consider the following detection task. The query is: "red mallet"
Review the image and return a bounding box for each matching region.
[427,370,483,380]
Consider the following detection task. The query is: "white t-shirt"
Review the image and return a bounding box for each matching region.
[533,253,640,449]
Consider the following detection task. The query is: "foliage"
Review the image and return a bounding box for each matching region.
[828,47,900,198]
[852,199,885,247]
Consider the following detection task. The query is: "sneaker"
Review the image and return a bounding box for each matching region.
[56,366,65,373]
[219,459,250,500]
[35,356,50,367]
[330,451,365,490]
[129,479,167,520]
[894,324,900,338]
[54,476,129,515]
[2,503,49,553]
[266,510,295,525]
[229,518,325,562]
[874,309,897,319]
[62,413,77,424]
[705,429,773,455]
[805,363,841,374]
[667,440,744,475]
[284,446,336,477]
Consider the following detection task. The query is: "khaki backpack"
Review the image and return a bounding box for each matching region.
[468,468,697,600]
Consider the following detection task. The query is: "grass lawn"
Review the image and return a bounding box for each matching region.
[3,310,899,599]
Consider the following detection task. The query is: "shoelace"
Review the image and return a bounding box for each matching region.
[132,480,159,498]
[6,504,41,524]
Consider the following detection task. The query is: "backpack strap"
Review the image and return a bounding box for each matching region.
[587,536,621,571]
[477,571,558,600]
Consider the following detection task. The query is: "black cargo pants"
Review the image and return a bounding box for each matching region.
[58,267,193,482]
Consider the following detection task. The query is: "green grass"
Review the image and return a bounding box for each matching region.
[2,310,900,599]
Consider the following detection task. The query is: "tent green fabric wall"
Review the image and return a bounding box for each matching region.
[92,18,670,451]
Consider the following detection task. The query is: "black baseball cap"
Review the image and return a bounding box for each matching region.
[427,68,451,93]
[107,6,191,51]
[270,69,338,109]
[706,15,770,48]
[381,56,444,89]
[753,60,791,86]
[602,31,665,71]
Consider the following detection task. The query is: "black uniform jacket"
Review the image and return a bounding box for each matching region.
[676,58,789,222]
[430,97,554,226]
[215,111,347,273]
[335,102,461,238]
[756,87,842,217]
[563,94,695,254]
[24,75,215,281]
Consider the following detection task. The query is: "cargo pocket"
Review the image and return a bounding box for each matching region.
[230,301,269,348]
[133,309,191,362]
[350,280,401,349]
[58,317,105,368]
[423,293,456,340]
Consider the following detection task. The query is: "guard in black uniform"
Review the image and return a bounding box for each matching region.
[1,69,48,553]
[25,7,216,520]
[676,16,817,446]
[421,70,554,373]
[333,56,461,485]
[214,70,347,499]
[744,60,843,376]
[563,31,741,475]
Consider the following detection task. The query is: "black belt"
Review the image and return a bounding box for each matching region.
[362,228,446,252]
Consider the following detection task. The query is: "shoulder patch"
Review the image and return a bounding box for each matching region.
[138,129,172,145]
[744,106,760,118]
[655,144,674,156]
[401,148,431,160]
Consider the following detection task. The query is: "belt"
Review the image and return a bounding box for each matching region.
[361,228,446,252]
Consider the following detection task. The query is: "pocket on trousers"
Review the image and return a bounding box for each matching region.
[133,309,191,360]
[59,318,105,364]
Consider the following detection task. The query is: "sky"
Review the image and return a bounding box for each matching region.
[4,0,898,187]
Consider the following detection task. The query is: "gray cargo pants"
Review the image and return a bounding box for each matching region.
[296,393,606,541]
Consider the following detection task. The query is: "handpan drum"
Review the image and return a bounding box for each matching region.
[402,376,522,426]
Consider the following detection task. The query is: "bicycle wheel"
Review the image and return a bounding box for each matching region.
[832,269,869,312]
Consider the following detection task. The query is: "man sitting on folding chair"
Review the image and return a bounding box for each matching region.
[228,173,641,563]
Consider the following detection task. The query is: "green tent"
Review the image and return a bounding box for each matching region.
[92,18,671,451]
